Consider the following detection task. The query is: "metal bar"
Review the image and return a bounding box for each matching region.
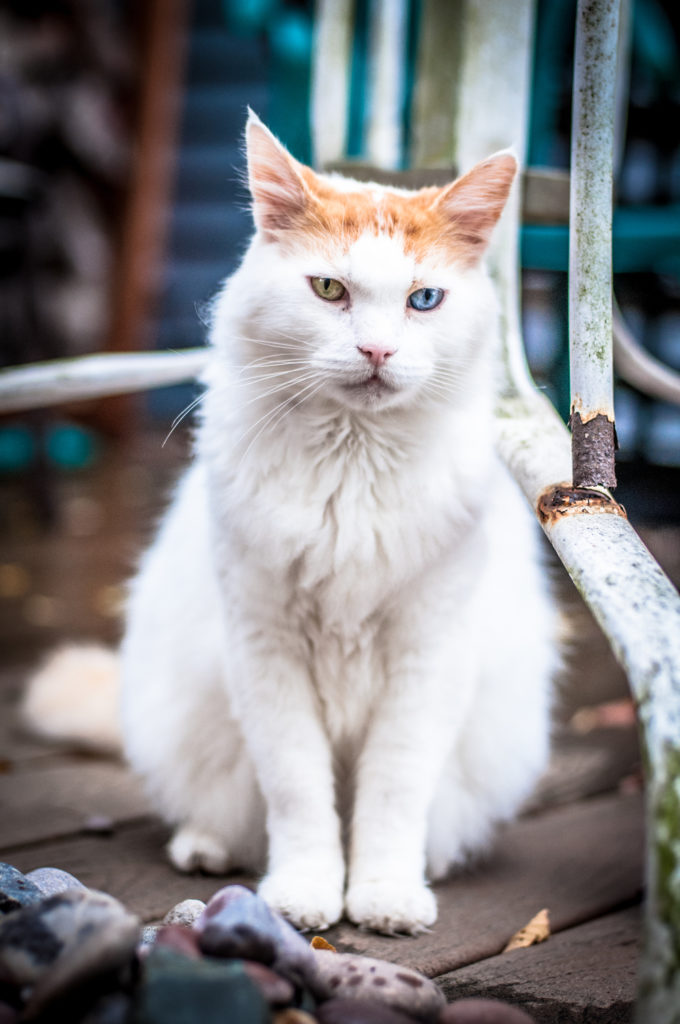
[496,386,680,1024]
[569,0,619,487]
[311,0,355,168]
[0,349,209,414]
[365,0,408,170]
[446,0,680,1015]
[614,301,680,406]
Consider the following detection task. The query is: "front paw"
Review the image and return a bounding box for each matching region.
[258,868,343,932]
[345,878,437,935]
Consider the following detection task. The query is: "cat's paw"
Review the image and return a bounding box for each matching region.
[345,878,437,935]
[258,869,343,932]
[167,826,231,874]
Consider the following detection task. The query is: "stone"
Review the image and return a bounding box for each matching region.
[242,959,295,1006]
[312,950,445,1021]
[316,997,421,1024]
[438,1001,536,1023]
[25,867,86,898]
[0,864,42,916]
[154,925,202,960]
[162,899,206,929]
[139,925,160,950]
[274,1011,318,1024]
[198,885,321,993]
[80,992,133,1024]
[198,886,279,963]
[0,889,139,1017]
[134,946,270,1024]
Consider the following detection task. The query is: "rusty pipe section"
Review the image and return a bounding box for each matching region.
[569,0,620,488]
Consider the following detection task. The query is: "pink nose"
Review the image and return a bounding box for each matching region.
[357,343,396,368]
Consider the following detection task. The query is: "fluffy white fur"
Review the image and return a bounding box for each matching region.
[31,113,560,935]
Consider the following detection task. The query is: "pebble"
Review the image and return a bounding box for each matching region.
[198,885,279,962]
[317,997,421,1024]
[154,925,202,960]
[313,950,445,1021]
[0,889,139,1017]
[79,992,132,1024]
[162,899,206,929]
[197,884,320,992]
[242,959,295,1006]
[438,1000,536,1023]
[0,863,42,916]
[140,924,160,948]
[135,945,270,1024]
[25,867,86,898]
[274,1011,318,1024]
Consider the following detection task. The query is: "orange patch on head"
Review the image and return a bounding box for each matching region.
[294,160,517,266]
[245,111,517,265]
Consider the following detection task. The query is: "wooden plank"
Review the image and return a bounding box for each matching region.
[437,906,640,1022]
[323,792,643,977]
[527,725,640,811]
[5,792,642,977]
[0,759,149,850]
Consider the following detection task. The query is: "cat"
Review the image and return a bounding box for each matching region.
[24,111,560,936]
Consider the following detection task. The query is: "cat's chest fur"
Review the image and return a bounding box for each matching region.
[206,401,490,638]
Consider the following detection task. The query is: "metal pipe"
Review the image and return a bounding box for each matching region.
[569,0,620,488]
[0,349,209,414]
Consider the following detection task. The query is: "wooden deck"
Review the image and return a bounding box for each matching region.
[1,434,676,1022]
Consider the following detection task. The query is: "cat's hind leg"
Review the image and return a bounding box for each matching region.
[165,749,268,876]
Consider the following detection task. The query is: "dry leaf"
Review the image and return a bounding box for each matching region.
[503,908,550,952]
[310,935,337,952]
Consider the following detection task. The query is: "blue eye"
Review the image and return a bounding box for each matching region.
[408,287,444,311]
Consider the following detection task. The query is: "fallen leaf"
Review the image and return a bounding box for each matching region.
[310,935,337,952]
[503,908,550,952]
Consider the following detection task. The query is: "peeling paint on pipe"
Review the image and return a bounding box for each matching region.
[569,0,620,487]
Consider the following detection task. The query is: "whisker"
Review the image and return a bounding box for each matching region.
[235,376,324,466]
[161,391,206,447]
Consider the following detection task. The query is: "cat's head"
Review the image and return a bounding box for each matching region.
[232,111,516,415]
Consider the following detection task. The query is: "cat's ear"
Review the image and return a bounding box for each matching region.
[245,110,310,236]
[434,151,518,257]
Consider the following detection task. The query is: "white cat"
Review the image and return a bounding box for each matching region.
[26,112,560,936]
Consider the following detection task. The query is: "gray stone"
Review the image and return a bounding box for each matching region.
[316,998,420,1024]
[25,867,86,898]
[0,889,139,1017]
[0,863,42,916]
[312,950,445,1021]
[134,946,270,1024]
[198,885,321,993]
[139,924,160,951]
[198,886,279,963]
[162,899,206,929]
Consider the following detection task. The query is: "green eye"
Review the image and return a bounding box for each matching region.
[408,287,444,311]
[310,277,346,301]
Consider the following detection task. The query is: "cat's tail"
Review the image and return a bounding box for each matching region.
[20,644,123,755]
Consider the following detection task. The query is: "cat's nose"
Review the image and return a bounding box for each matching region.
[357,343,396,367]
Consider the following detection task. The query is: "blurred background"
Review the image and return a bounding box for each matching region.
[0,0,679,667]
